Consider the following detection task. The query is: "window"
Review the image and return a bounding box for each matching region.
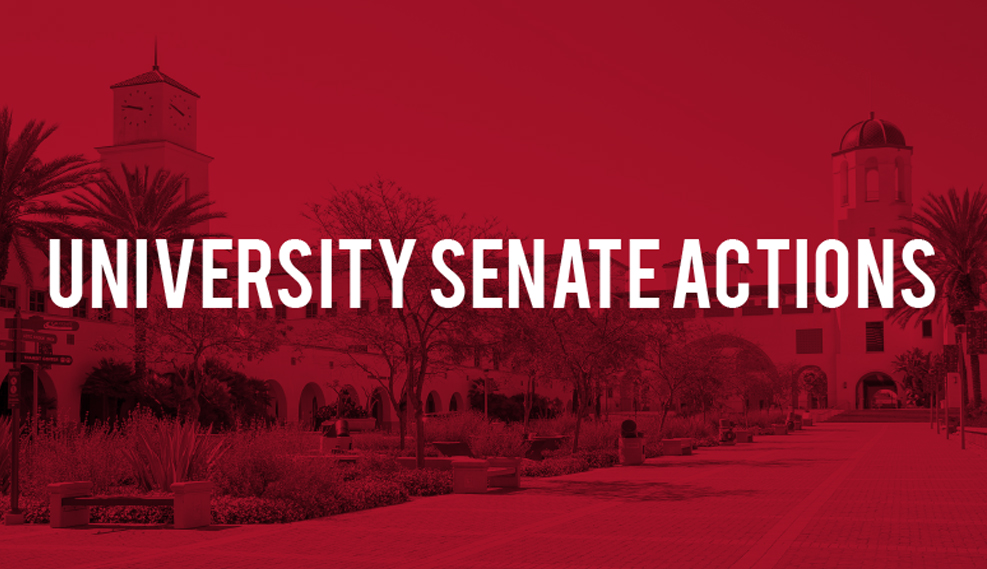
[305,303,318,319]
[922,319,933,338]
[840,161,849,206]
[96,306,113,322]
[0,286,16,309]
[865,168,880,202]
[357,299,370,316]
[894,158,904,201]
[795,329,824,354]
[325,305,337,317]
[29,290,46,313]
[73,297,88,319]
[275,305,287,320]
[865,321,884,352]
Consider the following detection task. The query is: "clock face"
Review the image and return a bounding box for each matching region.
[121,89,153,127]
[168,95,192,132]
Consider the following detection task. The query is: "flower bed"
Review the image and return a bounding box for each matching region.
[2,415,453,525]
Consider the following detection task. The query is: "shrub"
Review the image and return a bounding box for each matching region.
[468,423,529,458]
[212,496,307,524]
[574,420,618,452]
[123,412,227,492]
[521,449,618,477]
[391,469,453,496]
[211,427,296,498]
[19,420,132,497]
[424,411,488,443]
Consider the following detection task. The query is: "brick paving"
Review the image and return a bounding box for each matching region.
[2,422,986,568]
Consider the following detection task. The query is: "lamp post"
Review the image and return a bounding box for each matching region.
[481,368,493,420]
[958,324,967,450]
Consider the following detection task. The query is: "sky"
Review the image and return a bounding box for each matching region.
[4,0,987,287]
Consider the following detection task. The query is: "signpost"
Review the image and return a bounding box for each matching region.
[3,309,78,525]
[10,330,57,344]
[0,340,26,352]
[5,353,72,365]
[5,316,79,332]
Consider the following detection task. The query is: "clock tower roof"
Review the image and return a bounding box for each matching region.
[111,68,199,98]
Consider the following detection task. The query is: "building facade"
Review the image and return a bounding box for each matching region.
[0,64,974,428]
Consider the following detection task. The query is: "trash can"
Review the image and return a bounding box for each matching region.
[718,419,737,445]
[618,420,644,465]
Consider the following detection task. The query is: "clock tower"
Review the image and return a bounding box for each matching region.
[96,55,212,228]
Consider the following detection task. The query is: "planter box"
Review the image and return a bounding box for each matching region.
[735,429,754,443]
[344,418,377,432]
[662,438,693,456]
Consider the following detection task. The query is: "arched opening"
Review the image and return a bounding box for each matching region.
[865,167,880,202]
[2,366,57,423]
[266,380,288,423]
[685,334,781,417]
[298,382,326,429]
[856,372,898,409]
[797,365,828,409]
[369,388,389,429]
[449,392,463,413]
[338,384,360,408]
[425,390,442,414]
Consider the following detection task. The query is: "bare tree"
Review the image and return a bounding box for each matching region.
[306,179,499,467]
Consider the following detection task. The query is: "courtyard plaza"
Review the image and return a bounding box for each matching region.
[1,419,985,568]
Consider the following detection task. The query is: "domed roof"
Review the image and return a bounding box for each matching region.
[839,113,907,152]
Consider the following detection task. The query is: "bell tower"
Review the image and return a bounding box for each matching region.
[831,113,922,409]
[832,113,913,242]
[96,50,212,228]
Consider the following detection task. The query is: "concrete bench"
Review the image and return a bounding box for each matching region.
[735,429,754,443]
[662,438,693,456]
[48,481,212,529]
[771,424,788,435]
[452,458,521,493]
[432,441,474,458]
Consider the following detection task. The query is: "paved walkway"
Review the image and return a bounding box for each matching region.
[2,422,986,568]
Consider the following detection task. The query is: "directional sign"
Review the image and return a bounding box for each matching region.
[0,339,26,352]
[5,353,72,366]
[5,316,79,332]
[9,330,57,344]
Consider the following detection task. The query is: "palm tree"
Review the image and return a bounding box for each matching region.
[0,108,97,285]
[892,347,933,407]
[891,187,987,409]
[65,165,226,383]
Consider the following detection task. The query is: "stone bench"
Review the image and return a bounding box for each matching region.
[735,429,754,443]
[48,481,212,529]
[662,438,693,456]
[452,458,522,493]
